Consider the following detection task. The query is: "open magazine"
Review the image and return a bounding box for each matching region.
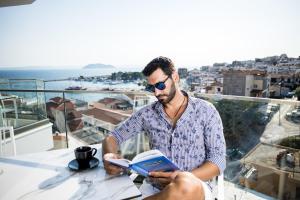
[106,149,179,177]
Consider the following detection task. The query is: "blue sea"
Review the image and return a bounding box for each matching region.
[0,68,141,80]
[0,68,144,102]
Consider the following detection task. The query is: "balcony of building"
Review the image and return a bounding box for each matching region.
[1,80,300,199]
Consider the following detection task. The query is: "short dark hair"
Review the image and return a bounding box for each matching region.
[142,56,175,77]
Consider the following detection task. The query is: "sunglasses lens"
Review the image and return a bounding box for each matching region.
[156,82,166,90]
[145,85,155,92]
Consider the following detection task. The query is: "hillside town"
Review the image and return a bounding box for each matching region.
[183,54,300,98]
[72,54,300,99]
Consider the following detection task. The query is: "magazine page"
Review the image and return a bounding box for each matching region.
[132,149,164,164]
[106,158,131,168]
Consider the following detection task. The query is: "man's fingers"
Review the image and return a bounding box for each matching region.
[103,161,123,175]
[116,154,122,159]
[102,153,124,175]
[147,171,181,189]
[103,153,120,160]
[149,171,173,178]
[170,170,180,180]
[105,164,121,171]
[108,168,123,175]
[155,177,171,184]
[149,177,172,184]
[106,165,123,175]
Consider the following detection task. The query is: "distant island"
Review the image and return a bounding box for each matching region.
[83,63,115,69]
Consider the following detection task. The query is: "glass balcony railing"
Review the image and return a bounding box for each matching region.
[0,88,153,155]
[0,79,47,128]
[195,93,300,200]
[1,85,300,199]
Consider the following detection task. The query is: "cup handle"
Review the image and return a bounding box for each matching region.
[92,148,97,157]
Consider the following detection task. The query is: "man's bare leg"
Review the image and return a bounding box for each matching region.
[144,172,205,200]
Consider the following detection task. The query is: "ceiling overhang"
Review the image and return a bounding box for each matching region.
[0,0,35,7]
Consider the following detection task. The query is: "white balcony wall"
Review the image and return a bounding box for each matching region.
[82,114,116,132]
[1,122,53,156]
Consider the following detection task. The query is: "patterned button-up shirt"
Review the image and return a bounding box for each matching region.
[110,93,226,183]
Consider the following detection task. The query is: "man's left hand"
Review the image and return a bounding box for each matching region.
[148,171,179,189]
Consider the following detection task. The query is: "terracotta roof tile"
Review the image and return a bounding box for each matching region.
[80,108,128,125]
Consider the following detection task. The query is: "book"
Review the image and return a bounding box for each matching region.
[106,149,180,177]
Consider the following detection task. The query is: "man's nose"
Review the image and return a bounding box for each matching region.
[154,87,163,96]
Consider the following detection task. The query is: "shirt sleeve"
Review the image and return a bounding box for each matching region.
[109,107,145,145]
[203,103,226,174]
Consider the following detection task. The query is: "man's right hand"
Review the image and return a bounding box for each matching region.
[103,153,124,175]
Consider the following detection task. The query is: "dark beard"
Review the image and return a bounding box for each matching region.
[156,80,176,105]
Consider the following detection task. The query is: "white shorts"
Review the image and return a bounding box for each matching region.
[199,179,213,200]
[139,179,212,200]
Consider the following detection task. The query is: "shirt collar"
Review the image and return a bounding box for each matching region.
[154,90,195,126]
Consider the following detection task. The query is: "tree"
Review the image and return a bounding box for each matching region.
[210,99,265,152]
[295,86,300,100]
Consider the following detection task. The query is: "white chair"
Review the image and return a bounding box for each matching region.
[216,174,224,200]
[0,95,18,127]
[0,126,16,156]
[0,104,4,127]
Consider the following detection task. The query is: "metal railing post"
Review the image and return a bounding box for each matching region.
[63,92,69,148]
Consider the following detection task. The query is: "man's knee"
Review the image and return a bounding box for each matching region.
[166,172,205,200]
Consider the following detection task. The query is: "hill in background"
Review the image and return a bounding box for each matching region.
[83,63,115,69]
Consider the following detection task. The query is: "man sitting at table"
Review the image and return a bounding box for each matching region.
[102,56,226,199]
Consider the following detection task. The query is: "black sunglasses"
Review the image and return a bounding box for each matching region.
[145,76,170,93]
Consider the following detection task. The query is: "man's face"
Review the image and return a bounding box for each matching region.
[147,68,176,105]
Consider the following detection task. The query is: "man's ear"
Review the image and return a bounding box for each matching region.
[172,72,180,83]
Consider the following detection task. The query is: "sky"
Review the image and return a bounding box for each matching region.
[0,0,299,69]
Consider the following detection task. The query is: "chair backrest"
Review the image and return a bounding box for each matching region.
[0,104,3,127]
[217,174,224,200]
[212,174,224,200]
[0,126,16,156]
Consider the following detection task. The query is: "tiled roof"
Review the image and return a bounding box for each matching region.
[46,98,75,111]
[80,108,128,125]
[56,102,75,111]
[98,97,127,105]
[68,118,83,132]
[49,97,71,104]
